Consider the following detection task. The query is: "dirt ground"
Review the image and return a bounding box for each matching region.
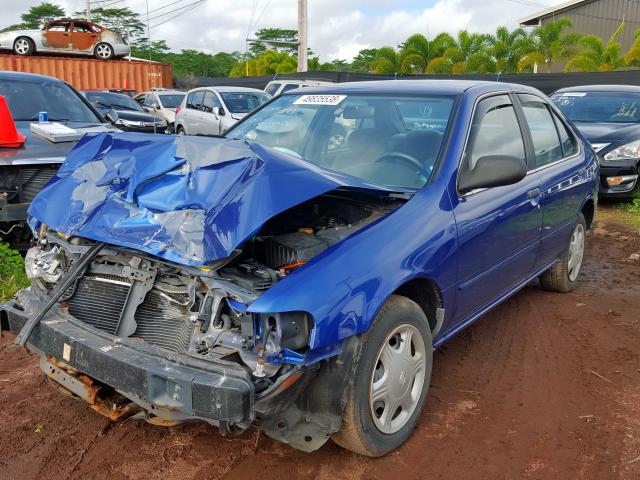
[1,206,639,480]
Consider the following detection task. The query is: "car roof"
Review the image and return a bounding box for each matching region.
[0,70,65,84]
[191,86,267,93]
[554,84,640,93]
[282,79,541,96]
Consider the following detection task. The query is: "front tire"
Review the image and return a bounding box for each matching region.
[13,37,34,56]
[539,213,587,292]
[332,295,433,457]
[94,42,114,60]
[176,126,186,135]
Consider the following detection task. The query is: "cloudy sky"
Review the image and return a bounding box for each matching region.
[4,0,546,61]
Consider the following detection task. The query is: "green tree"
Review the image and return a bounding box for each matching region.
[249,28,298,56]
[21,2,65,28]
[398,33,430,73]
[517,18,580,72]
[1,2,65,31]
[490,26,532,73]
[351,48,379,72]
[370,46,401,74]
[566,22,624,72]
[624,28,640,67]
[426,31,494,74]
[229,50,297,77]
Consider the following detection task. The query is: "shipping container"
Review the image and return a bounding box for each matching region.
[0,52,173,92]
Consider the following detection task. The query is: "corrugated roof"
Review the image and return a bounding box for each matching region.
[519,0,593,25]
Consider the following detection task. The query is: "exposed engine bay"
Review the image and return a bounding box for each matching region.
[24,190,405,394]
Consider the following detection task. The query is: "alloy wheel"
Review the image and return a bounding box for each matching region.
[96,44,112,59]
[369,324,426,434]
[15,39,29,54]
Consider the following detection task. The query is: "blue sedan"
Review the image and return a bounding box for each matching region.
[3,80,598,456]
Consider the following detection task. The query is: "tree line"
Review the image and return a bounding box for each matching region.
[5,3,640,78]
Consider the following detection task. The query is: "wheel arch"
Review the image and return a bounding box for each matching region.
[390,276,444,336]
[14,36,36,52]
[580,197,595,229]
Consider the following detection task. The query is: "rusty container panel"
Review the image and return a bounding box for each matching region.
[0,53,173,92]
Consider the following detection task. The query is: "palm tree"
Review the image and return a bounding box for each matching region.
[624,29,640,67]
[518,18,581,72]
[370,47,401,74]
[397,33,430,73]
[490,26,532,73]
[566,22,624,72]
[426,31,494,74]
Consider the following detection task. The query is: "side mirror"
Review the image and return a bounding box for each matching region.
[458,155,527,192]
[104,108,119,124]
[218,106,225,116]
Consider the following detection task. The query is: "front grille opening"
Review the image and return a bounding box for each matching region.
[64,273,193,352]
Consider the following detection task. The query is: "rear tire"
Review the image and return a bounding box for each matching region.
[176,126,185,135]
[331,295,433,457]
[539,213,587,293]
[94,42,114,60]
[13,37,34,56]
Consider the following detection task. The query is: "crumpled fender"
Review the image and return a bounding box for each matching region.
[248,186,458,350]
[28,132,389,266]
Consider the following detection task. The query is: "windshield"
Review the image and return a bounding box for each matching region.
[227,93,456,190]
[552,91,640,123]
[0,78,102,123]
[85,91,144,112]
[220,92,271,113]
[159,94,184,108]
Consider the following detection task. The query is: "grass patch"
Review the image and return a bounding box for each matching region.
[0,240,29,302]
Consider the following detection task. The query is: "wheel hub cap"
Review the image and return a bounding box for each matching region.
[369,324,426,434]
[568,223,585,282]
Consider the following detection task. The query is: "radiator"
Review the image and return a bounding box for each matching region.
[65,274,193,352]
[19,167,58,202]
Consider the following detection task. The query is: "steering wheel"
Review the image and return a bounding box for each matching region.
[374,151,431,177]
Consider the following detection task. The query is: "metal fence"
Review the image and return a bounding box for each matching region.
[175,70,640,94]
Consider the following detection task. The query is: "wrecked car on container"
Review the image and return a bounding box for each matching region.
[1,81,598,456]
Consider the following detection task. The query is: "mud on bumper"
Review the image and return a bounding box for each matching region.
[1,300,255,424]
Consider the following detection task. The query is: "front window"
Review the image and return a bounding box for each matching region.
[0,78,102,123]
[226,93,456,190]
[552,91,640,123]
[85,92,144,112]
[220,92,271,114]
[158,94,184,109]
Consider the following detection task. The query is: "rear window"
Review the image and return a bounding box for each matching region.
[159,94,184,109]
[265,83,281,96]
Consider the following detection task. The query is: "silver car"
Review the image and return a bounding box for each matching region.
[174,86,271,136]
[134,90,185,133]
[0,19,129,60]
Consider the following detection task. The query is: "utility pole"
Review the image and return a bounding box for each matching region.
[86,0,91,22]
[297,0,307,72]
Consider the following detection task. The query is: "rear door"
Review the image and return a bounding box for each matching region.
[199,90,223,135]
[183,90,205,134]
[516,94,588,269]
[451,94,543,322]
[43,21,71,49]
[70,21,98,50]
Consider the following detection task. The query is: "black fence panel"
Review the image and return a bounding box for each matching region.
[175,70,640,94]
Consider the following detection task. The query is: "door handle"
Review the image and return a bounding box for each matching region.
[527,188,541,199]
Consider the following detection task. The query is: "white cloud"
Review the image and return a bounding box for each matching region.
[1,0,542,61]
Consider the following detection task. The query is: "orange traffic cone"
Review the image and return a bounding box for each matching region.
[0,95,26,148]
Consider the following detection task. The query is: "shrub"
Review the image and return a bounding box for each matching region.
[0,239,29,302]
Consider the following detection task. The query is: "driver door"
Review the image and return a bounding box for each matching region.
[43,21,71,49]
[450,94,542,324]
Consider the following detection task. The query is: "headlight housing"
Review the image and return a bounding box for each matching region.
[25,245,64,283]
[603,140,640,161]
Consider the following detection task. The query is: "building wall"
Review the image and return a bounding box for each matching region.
[0,53,173,92]
[539,0,640,71]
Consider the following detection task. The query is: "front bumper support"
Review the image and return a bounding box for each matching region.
[2,299,255,423]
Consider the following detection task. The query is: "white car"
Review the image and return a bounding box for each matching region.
[174,86,270,136]
[134,90,185,133]
[264,79,334,97]
[0,18,129,60]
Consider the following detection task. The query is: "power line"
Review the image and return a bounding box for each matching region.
[146,0,192,16]
[150,0,207,29]
[147,0,206,23]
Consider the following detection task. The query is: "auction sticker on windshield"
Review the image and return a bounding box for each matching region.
[294,94,347,106]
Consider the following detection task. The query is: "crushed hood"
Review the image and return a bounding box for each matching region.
[28,132,391,266]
